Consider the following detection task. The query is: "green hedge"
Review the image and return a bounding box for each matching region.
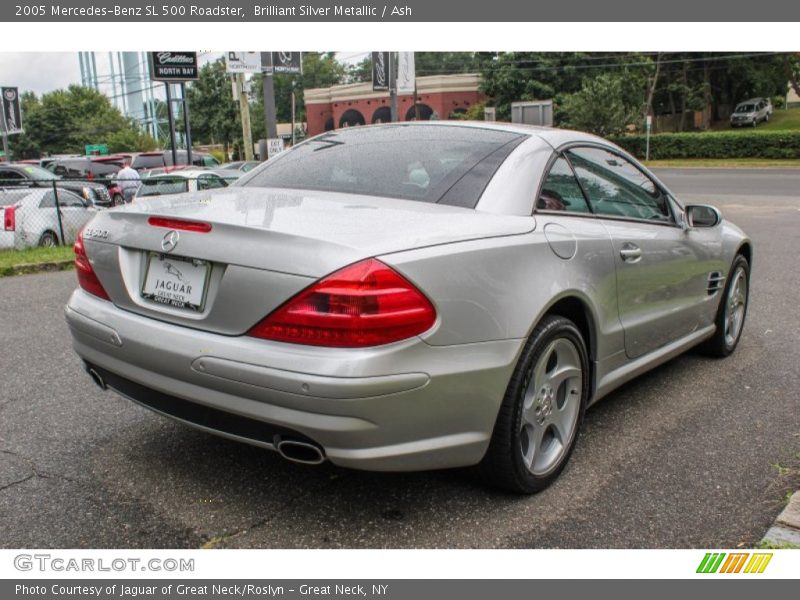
[608,131,800,160]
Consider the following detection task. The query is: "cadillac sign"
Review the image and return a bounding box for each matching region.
[1,87,23,135]
[149,52,199,82]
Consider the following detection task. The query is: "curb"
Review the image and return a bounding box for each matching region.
[0,259,74,278]
[761,491,800,547]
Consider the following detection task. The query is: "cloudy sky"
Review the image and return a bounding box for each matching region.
[0,53,82,95]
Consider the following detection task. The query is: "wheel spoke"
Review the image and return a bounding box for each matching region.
[550,390,579,442]
[547,365,581,392]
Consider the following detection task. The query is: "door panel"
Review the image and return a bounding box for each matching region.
[598,220,713,358]
[566,146,713,358]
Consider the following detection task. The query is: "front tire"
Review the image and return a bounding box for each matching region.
[476,315,589,494]
[699,255,750,357]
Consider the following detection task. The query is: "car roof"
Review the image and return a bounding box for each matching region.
[309,120,608,152]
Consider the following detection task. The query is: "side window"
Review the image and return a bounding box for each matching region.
[537,156,591,214]
[566,147,672,222]
[0,170,24,181]
[38,191,56,208]
[58,191,86,207]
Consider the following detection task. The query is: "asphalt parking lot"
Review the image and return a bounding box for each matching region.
[1,168,798,549]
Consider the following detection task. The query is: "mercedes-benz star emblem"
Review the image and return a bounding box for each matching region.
[161,230,180,253]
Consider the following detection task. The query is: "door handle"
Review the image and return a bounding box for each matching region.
[620,243,642,263]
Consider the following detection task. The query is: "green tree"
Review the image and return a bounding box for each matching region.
[185,58,241,156]
[559,73,642,136]
[9,86,156,158]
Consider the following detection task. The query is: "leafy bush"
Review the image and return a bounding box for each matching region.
[609,130,800,160]
[559,73,643,136]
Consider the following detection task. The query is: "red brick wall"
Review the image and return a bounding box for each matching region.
[306,90,485,137]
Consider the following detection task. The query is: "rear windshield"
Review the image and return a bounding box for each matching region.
[137,177,189,197]
[0,190,30,206]
[132,154,166,169]
[89,162,123,176]
[17,165,59,181]
[239,125,524,206]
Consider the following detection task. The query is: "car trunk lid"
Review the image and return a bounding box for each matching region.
[81,187,534,334]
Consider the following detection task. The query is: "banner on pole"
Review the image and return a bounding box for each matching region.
[397,52,415,94]
[1,87,23,135]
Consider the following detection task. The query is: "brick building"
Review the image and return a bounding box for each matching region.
[303,73,485,137]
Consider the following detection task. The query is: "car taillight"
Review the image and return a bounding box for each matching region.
[3,205,16,231]
[74,229,110,301]
[248,258,437,348]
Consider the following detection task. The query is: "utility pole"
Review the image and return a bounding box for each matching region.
[237,72,254,161]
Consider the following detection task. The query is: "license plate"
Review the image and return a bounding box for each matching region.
[141,253,210,312]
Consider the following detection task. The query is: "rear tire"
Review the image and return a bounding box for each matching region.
[38,231,58,247]
[476,315,589,494]
[698,255,750,357]
[113,193,124,206]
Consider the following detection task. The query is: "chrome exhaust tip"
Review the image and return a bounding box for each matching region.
[276,438,326,465]
[87,368,107,391]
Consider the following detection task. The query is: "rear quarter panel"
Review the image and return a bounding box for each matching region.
[379,216,624,363]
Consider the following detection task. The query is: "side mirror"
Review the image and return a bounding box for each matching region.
[685,204,722,228]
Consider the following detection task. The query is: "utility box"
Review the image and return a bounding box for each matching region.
[511,100,553,127]
[484,107,497,122]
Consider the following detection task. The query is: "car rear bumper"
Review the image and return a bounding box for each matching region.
[65,289,522,471]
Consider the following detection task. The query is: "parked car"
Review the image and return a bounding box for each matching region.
[131,150,220,173]
[730,98,771,127]
[1,187,95,248]
[65,123,752,493]
[134,170,229,199]
[0,163,113,208]
[211,168,245,183]
[219,160,260,173]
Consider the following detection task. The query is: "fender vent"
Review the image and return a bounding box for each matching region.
[707,272,725,295]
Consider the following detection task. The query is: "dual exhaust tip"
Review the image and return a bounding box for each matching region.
[275,438,326,465]
[85,364,327,466]
[86,367,326,465]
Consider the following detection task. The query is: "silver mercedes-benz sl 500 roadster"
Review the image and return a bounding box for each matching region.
[65,122,751,493]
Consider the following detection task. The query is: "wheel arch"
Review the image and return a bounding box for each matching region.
[736,241,753,267]
[539,294,599,396]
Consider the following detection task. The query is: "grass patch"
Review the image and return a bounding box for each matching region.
[644,158,800,168]
[754,540,800,550]
[0,245,74,277]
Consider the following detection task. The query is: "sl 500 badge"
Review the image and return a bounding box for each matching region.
[83,228,109,240]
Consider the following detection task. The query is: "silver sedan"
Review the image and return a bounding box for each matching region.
[65,122,751,493]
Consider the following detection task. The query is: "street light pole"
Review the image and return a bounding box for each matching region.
[389,52,398,123]
[164,83,178,167]
[261,52,279,144]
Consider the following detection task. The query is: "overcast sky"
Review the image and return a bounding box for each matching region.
[0,53,81,95]
[0,51,367,98]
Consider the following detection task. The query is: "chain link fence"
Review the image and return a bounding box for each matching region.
[1,173,238,250]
